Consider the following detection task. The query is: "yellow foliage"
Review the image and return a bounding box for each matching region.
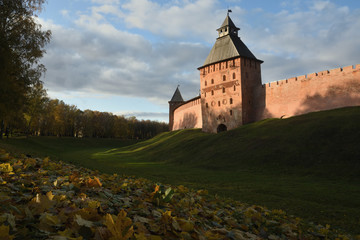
[104,210,134,240]
[204,230,223,240]
[42,157,50,166]
[46,191,55,201]
[0,225,14,240]
[24,158,37,168]
[134,233,148,240]
[0,163,13,173]
[88,200,100,209]
[178,219,194,232]
[150,235,162,240]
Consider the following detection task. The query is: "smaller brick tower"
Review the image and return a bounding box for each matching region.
[168,86,184,130]
[198,13,263,133]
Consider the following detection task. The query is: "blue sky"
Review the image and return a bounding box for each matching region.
[38,0,360,122]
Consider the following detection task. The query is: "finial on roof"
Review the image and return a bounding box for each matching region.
[227,9,232,16]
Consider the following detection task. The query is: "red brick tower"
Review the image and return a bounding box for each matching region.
[198,13,263,133]
[168,86,184,131]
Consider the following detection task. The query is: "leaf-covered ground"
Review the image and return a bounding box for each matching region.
[0,149,357,240]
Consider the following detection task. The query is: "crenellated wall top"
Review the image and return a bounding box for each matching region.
[262,64,360,88]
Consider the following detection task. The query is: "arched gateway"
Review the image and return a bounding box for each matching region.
[217,124,227,133]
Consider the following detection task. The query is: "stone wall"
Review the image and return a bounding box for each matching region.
[255,64,360,120]
[172,96,202,130]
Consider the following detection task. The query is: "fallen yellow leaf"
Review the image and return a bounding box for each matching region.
[0,224,14,240]
[0,163,13,173]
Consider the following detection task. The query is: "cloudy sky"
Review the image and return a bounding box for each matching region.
[38,0,360,122]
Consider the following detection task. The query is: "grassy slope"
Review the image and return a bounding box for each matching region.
[1,106,360,234]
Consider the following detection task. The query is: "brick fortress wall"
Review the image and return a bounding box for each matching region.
[172,96,202,130]
[255,64,360,120]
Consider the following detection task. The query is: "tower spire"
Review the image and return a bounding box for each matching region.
[217,12,239,38]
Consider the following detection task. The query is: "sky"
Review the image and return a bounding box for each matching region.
[37,0,360,122]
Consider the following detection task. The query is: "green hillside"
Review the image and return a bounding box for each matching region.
[98,106,360,178]
[1,106,360,234]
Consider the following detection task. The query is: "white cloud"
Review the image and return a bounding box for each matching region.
[121,0,226,41]
[311,0,332,11]
[118,111,169,122]
[39,11,208,106]
[246,2,360,82]
[60,9,69,17]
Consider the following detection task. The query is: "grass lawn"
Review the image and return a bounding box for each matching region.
[1,106,360,235]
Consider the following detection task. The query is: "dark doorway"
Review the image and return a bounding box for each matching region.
[217,124,227,133]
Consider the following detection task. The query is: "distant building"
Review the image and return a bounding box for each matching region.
[169,14,360,133]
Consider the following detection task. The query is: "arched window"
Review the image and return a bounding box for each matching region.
[222,87,225,93]
[233,72,236,79]
[223,75,226,81]
[205,80,207,86]
[234,85,236,91]
[218,101,220,106]
[230,110,233,116]
[206,103,208,108]
[211,79,214,84]
[230,98,233,104]
[211,90,214,95]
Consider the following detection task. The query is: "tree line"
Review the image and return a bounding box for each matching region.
[0,0,168,139]
[13,87,168,139]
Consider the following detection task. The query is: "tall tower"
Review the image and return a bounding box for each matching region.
[198,13,263,133]
[168,86,184,131]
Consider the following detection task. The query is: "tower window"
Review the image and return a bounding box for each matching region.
[222,87,225,93]
[223,75,226,81]
[204,92,206,97]
[234,85,236,91]
[211,79,214,84]
[218,101,220,106]
[211,90,214,95]
[233,72,236,79]
[206,103,208,108]
[230,98,233,104]
[205,80,207,86]
[230,110,233,116]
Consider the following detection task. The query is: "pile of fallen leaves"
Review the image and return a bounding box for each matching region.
[0,149,355,240]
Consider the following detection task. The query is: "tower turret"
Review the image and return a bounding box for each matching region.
[168,86,184,130]
[217,12,240,38]
[198,12,263,133]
